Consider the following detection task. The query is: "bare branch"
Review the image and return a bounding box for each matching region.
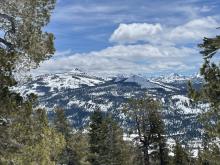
[203,50,218,60]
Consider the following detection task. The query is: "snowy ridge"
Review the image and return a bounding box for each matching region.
[14,70,205,143]
[125,75,161,88]
[15,69,105,95]
[152,73,199,83]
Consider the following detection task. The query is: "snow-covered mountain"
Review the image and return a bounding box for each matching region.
[14,70,205,142]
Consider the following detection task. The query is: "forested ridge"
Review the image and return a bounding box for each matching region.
[0,0,219,164]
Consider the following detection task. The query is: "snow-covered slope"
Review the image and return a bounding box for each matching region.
[153,73,203,84]
[14,70,205,142]
[16,69,105,96]
[125,75,161,89]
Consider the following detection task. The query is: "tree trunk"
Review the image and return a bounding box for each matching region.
[159,142,164,165]
[158,134,165,165]
[143,144,150,165]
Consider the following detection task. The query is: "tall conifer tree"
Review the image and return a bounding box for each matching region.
[188,32,220,163]
[0,0,66,164]
[123,96,167,165]
[53,107,80,165]
[88,109,132,165]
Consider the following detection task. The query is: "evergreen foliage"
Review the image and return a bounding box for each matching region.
[0,94,65,164]
[188,33,220,163]
[0,1,67,164]
[88,109,104,165]
[2,0,220,164]
[188,34,220,138]
[173,141,189,165]
[68,131,91,165]
[123,96,168,165]
[53,107,80,165]
[0,0,56,70]
[88,109,134,165]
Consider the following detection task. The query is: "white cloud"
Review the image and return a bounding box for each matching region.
[53,49,72,58]
[169,17,219,42]
[200,5,213,12]
[33,44,198,76]
[110,17,219,45]
[52,4,128,23]
[34,17,219,76]
[110,23,163,43]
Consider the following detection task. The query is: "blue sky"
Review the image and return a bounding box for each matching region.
[35,0,220,76]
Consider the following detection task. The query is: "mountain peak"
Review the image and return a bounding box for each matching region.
[69,68,85,74]
[168,73,181,77]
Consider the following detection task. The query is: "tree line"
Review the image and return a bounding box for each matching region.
[0,0,219,164]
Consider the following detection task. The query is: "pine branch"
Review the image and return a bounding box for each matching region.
[0,13,15,33]
[0,37,13,49]
[203,50,218,60]
[0,13,15,50]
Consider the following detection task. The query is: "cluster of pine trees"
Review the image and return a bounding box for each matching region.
[0,0,220,164]
[0,0,65,164]
[49,104,196,165]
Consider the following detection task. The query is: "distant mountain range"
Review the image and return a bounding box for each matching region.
[14,69,206,143]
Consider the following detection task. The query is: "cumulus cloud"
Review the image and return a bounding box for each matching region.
[110,17,219,44]
[110,23,163,43]
[168,17,219,42]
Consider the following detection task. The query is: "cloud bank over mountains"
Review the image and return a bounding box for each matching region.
[33,1,220,76]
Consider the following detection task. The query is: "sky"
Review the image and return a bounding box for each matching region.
[34,0,220,76]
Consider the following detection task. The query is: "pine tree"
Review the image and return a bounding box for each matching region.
[53,107,80,165]
[13,108,65,164]
[0,0,56,68]
[0,96,65,164]
[121,141,143,165]
[88,109,104,165]
[188,32,220,162]
[189,35,220,137]
[101,115,128,165]
[173,141,189,165]
[54,107,72,138]
[195,136,220,165]
[148,106,169,165]
[88,109,131,165]
[123,96,167,165]
[199,37,220,138]
[68,131,91,165]
[0,0,65,164]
